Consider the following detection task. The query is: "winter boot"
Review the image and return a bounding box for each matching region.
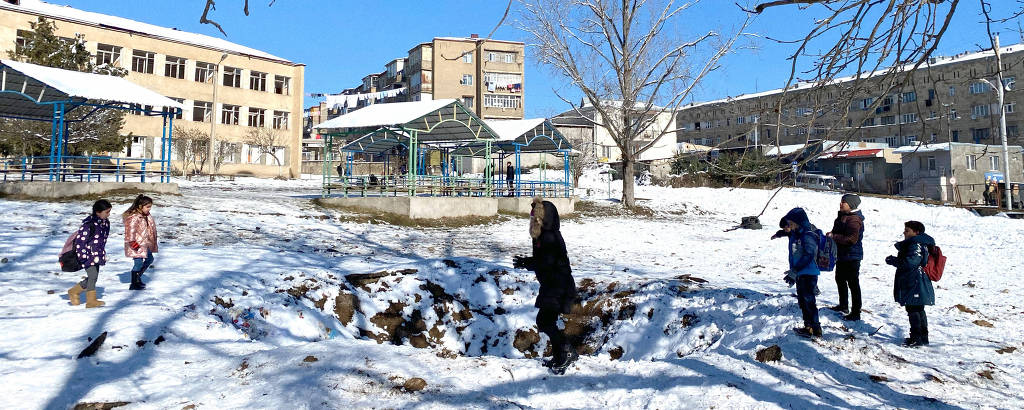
[67,283,85,306]
[128,271,145,290]
[828,305,849,314]
[919,312,929,345]
[85,290,105,308]
[843,311,861,321]
[793,326,822,338]
[550,344,578,375]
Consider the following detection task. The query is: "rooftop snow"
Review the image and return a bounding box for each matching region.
[3,0,294,64]
[1,59,184,119]
[314,99,459,130]
[892,143,951,154]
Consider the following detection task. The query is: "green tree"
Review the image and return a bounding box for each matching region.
[0,17,128,157]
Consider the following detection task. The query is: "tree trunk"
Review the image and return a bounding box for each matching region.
[621,156,635,207]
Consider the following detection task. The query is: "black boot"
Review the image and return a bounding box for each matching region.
[919,310,929,345]
[550,343,578,375]
[128,271,145,290]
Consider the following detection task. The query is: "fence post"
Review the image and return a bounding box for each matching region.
[21,157,26,181]
[141,161,146,183]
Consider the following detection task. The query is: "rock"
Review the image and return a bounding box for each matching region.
[47,290,55,294]
[154,335,166,345]
[996,346,1017,354]
[136,340,147,347]
[73,402,130,410]
[403,377,427,392]
[1,257,8,263]
[77,331,107,359]
[609,346,624,360]
[513,328,540,357]
[302,355,318,363]
[869,375,889,383]
[755,345,782,363]
[739,216,762,229]
[977,370,994,380]
[334,291,360,326]
[973,320,994,328]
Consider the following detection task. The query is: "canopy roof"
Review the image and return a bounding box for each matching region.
[0,59,185,120]
[315,99,498,143]
[449,118,573,156]
[338,130,410,155]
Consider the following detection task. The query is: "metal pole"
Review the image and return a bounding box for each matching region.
[208,53,228,178]
[993,35,1013,210]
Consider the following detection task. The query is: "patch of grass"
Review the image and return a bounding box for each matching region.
[574,200,656,219]
[313,199,510,228]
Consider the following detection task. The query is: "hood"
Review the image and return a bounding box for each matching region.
[780,207,812,229]
[898,232,935,248]
[529,197,560,238]
[839,209,864,220]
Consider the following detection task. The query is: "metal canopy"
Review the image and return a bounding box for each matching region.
[315,98,499,143]
[450,118,573,156]
[0,59,184,121]
[339,130,410,155]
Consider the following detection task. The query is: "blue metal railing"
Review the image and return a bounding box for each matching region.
[1,156,171,183]
[323,173,573,198]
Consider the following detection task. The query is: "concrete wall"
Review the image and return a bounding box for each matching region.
[319,196,576,219]
[0,181,179,199]
[901,144,1023,202]
[496,196,577,215]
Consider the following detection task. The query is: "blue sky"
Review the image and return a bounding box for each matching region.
[54,1,1018,117]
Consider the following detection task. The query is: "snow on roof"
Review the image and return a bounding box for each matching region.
[314,99,456,130]
[1,59,185,109]
[683,44,1024,110]
[893,143,951,154]
[3,0,294,64]
[819,149,884,160]
[486,118,547,141]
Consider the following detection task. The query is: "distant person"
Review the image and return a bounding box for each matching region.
[506,161,515,196]
[65,200,112,308]
[336,163,344,179]
[828,194,864,321]
[984,183,997,206]
[368,173,379,186]
[513,197,578,374]
[1013,184,1022,209]
[885,221,935,347]
[123,194,158,290]
[773,207,822,338]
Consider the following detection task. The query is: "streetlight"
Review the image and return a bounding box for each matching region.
[979,34,1014,210]
[208,52,228,179]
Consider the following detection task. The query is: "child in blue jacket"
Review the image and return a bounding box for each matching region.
[774,207,822,337]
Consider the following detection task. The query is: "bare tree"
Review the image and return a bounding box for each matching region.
[244,127,287,176]
[199,0,277,36]
[567,136,598,187]
[172,126,209,177]
[522,0,752,207]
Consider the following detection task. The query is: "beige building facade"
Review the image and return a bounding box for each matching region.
[0,0,305,178]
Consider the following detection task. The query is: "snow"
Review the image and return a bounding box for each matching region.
[486,119,547,142]
[1,59,186,110]
[3,0,292,63]
[1,175,1023,408]
[313,99,459,130]
[893,143,951,154]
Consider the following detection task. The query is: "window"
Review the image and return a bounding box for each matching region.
[949,108,958,119]
[949,86,956,97]
[274,75,291,95]
[247,107,265,127]
[1002,76,1016,88]
[881,115,896,125]
[460,74,473,86]
[486,51,517,63]
[96,43,121,66]
[221,104,240,125]
[972,104,990,117]
[127,103,153,116]
[164,56,185,79]
[249,71,267,91]
[131,50,155,74]
[192,101,212,122]
[1008,125,1019,137]
[922,156,936,171]
[973,128,990,143]
[952,130,960,142]
[904,135,917,146]
[862,117,875,126]
[928,89,936,100]
[14,29,30,53]
[990,156,1000,170]
[901,113,918,124]
[929,111,938,119]
[837,162,851,176]
[966,154,977,170]
[885,136,899,147]
[166,98,184,120]
[1005,102,1015,113]
[195,62,217,83]
[736,116,746,125]
[462,52,472,63]
[970,82,990,94]
[272,111,289,130]
[855,98,873,110]
[901,91,916,103]
[484,94,522,109]
[223,67,241,88]
[461,96,474,108]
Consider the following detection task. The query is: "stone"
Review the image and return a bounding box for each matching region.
[403,377,427,392]
[302,355,318,363]
[755,345,782,363]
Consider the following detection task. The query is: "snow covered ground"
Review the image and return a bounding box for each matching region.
[1,173,1022,409]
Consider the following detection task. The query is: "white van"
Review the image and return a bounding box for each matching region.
[795,173,838,190]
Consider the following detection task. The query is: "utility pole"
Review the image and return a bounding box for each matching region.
[208,53,228,179]
[992,35,1014,210]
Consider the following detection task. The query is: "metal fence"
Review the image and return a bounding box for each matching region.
[1,156,172,183]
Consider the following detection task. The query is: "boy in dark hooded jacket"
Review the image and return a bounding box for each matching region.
[774,207,822,337]
[885,221,936,347]
[828,194,865,320]
[514,197,578,373]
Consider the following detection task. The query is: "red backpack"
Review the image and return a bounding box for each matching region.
[923,245,946,281]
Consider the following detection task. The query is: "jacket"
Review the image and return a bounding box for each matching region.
[123,212,158,259]
[830,210,864,261]
[72,214,110,269]
[891,233,936,306]
[781,208,820,277]
[530,200,577,313]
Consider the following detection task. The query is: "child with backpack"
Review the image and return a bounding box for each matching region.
[64,200,112,308]
[123,194,158,290]
[885,221,936,347]
[774,207,823,338]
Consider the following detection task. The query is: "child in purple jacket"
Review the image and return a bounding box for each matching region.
[66,200,112,308]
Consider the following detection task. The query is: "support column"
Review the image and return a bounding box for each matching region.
[485,140,493,197]
[515,145,522,197]
[408,131,418,196]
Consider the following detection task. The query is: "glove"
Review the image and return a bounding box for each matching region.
[130,241,141,251]
[771,230,787,240]
[783,270,796,287]
[512,255,534,270]
[885,255,897,266]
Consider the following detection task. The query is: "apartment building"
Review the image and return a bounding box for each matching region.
[676,45,1024,154]
[0,0,305,177]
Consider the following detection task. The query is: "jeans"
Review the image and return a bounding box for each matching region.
[133,250,154,273]
[835,260,862,313]
[78,265,99,291]
[796,275,820,331]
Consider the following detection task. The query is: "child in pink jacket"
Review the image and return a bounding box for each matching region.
[123,194,158,290]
